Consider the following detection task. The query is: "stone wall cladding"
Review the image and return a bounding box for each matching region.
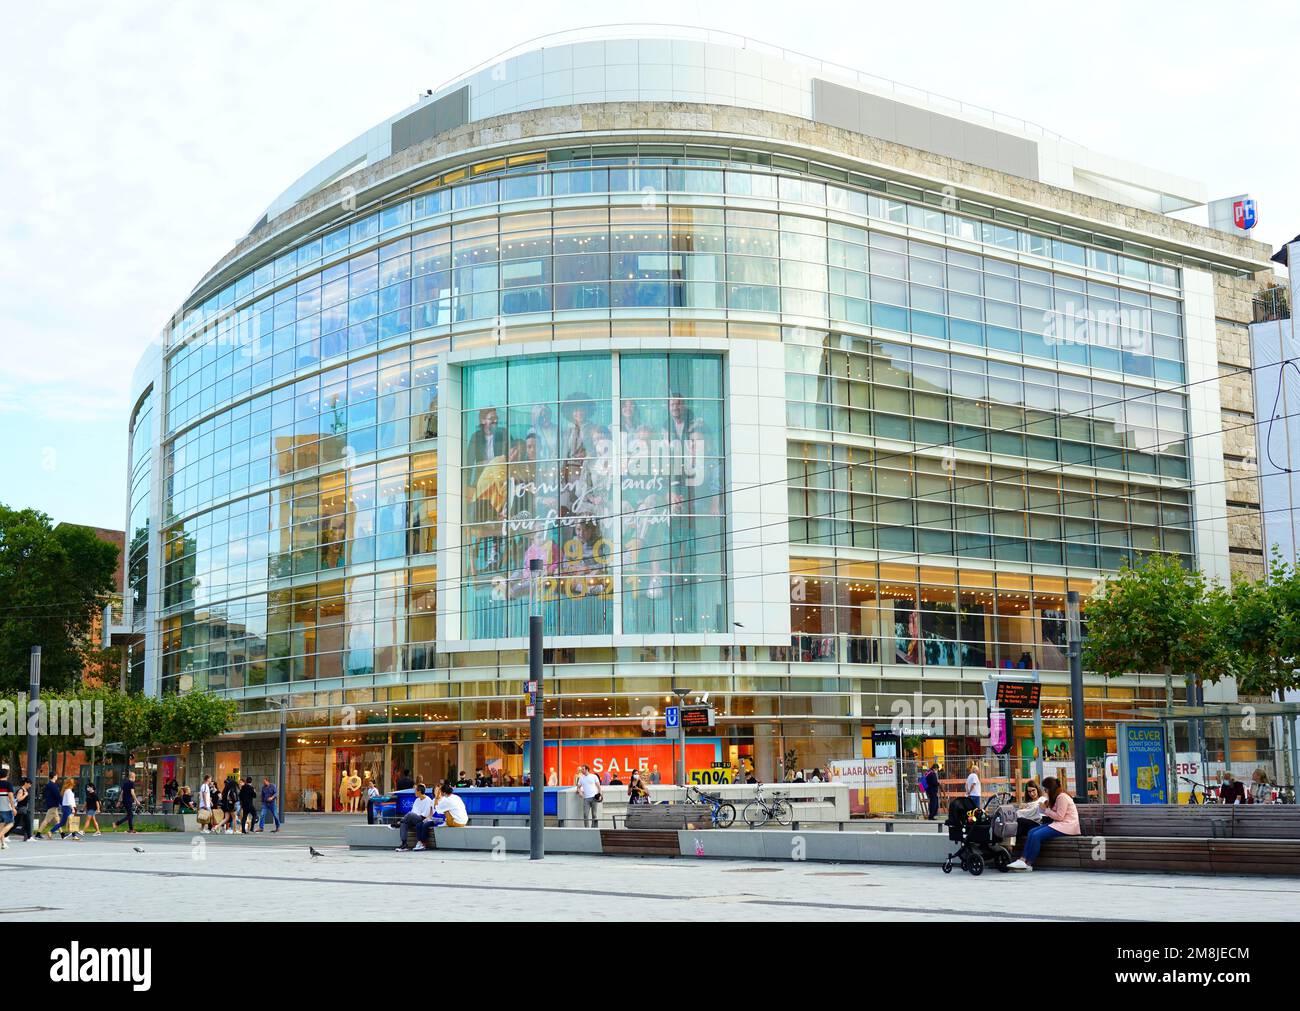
[1212,270,1267,570]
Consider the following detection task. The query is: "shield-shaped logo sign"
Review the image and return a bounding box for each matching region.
[1233,199,1257,231]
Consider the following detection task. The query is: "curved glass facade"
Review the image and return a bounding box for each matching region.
[127,40,1261,805]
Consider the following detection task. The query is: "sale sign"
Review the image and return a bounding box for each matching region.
[525,738,722,785]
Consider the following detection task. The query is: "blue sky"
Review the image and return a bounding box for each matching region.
[1,0,1296,530]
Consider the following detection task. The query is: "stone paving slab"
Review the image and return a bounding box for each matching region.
[2,831,1297,921]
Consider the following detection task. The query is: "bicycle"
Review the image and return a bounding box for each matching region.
[684,784,736,828]
[1179,775,1217,804]
[742,784,793,828]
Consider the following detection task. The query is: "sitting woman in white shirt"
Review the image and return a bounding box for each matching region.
[1015,781,1047,842]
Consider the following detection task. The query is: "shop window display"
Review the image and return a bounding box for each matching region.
[460,352,726,638]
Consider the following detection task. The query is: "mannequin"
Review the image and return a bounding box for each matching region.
[347,769,363,813]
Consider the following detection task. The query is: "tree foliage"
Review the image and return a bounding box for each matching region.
[1216,552,1300,695]
[0,687,236,775]
[0,506,119,693]
[1082,553,1229,686]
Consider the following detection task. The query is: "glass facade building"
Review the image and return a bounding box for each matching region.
[125,30,1273,808]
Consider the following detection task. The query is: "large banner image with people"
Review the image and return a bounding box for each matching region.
[461,352,726,638]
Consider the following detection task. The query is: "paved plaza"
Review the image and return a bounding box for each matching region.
[1,821,1295,921]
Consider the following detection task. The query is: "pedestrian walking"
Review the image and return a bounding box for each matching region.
[83,782,102,835]
[57,778,83,840]
[965,761,982,808]
[575,764,602,827]
[197,774,215,832]
[627,770,650,805]
[257,777,281,832]
[33,777,63,839]
[239,777,257,833]
[924,763,941,820]
[14,777,33,841]
[221,775,239,833]
[113,772,137,833]
[0,766,15,849]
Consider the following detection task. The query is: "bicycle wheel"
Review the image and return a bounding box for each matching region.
[714,803,736,829]
[773,800,793,826]
[742,801,767,828]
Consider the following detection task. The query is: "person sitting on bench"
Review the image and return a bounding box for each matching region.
[1007,776,1078,871]
[431,781,469,828]
[396,783,436,851]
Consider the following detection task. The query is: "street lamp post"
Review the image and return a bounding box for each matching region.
[269,697,288,824]
[528,558,545,860]
[26,646,41,790]
[671,685,693,787]
[1066,591,1088,803]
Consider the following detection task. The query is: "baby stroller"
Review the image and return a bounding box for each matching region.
[942,796,1017,875]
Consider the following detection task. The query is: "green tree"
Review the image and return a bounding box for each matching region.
[1082,553,1229,691]
[1217,552,1300,696]
[160,691,237,752]
[0,507,119,693]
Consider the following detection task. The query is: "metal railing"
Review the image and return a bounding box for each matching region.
[1254,285,1291,323]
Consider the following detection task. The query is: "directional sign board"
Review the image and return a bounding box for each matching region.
[665,705,681,739]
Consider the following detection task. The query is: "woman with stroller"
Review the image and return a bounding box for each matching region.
[1007,776,1078,871]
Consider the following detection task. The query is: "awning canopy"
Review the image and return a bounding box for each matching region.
[1113,702,1300,720]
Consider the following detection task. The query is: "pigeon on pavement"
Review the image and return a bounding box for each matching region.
[132,847,145,853]
[309,846,324,858]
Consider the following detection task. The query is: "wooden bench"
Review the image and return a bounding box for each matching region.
[1014,805,1300,875]
[599,829,682,857]
[623,804,715,830]
[1076,804,1300,840]
[1031,835,1300,875]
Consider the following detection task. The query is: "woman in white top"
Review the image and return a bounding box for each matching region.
[1015,781,1047,842]
[57,779,82,840]
[965,763,982,808]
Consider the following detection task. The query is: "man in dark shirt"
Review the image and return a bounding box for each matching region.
[114,773,137,834]
[34,778,63,839]
[924,763,942,820]
[455,771,472,788]
[258,778,280,832]
[1219,772,1248,805]
[395,769,415,791]
[238,777,257,833]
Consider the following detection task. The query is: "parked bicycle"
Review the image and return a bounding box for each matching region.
[742,784,793,828]
[684,784,736,828]
[1179,775,1217,804]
